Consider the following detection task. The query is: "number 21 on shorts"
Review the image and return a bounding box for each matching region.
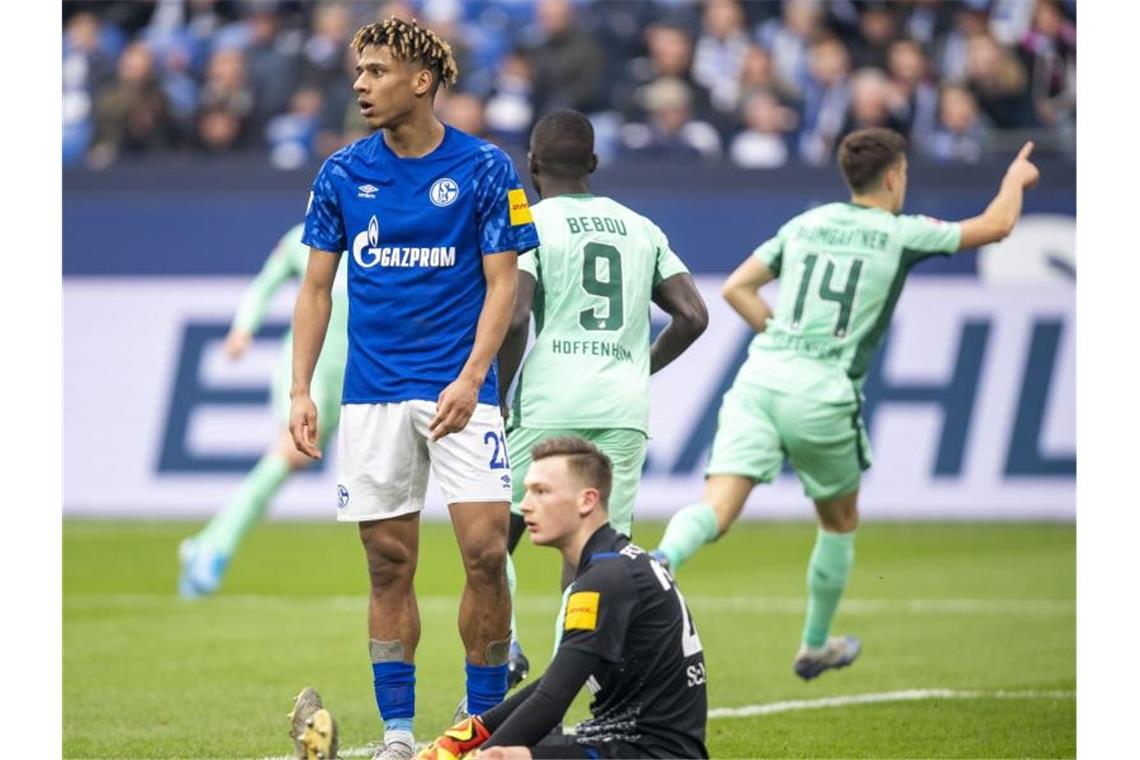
[484,431,510,470]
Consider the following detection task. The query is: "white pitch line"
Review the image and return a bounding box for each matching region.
[66,594,1074,616]
[256,688,1076,760]
[707,688,1076,719]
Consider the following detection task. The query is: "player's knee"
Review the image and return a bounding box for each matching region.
[460,536,508,588]
[361,537,416,589]
[818,507,859,533]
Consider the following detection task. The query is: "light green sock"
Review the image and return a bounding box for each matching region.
[802,528,856,649]
[656,502,719,571]
[506,552,519,645]
[197,455,292,556]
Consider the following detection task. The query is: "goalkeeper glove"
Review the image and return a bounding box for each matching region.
[416,716,491,760]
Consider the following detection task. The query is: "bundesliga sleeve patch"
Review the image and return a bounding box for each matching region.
[508,188,533,226]
[564,591,600,631]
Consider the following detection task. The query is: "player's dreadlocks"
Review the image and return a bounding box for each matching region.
[351,16,459,92]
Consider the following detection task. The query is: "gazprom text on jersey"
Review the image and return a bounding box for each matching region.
[354,246,457,268]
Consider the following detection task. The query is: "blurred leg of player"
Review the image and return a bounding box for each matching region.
[179,347,341,599]
[504,426,647,682]
[795,489,861,681]
[654,381,779,573]
[654,382,865,680]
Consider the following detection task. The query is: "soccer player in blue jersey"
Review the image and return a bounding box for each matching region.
[289,17,539,760]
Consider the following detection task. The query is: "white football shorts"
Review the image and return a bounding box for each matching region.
[335,400,513,521]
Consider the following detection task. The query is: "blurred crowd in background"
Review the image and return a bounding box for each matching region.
[62,0,1076,170]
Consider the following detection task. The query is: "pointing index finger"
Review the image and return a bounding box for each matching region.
[1017,141,1035,161]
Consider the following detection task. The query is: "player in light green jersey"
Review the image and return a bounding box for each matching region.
[652,128,1041,680]
[495,109,709,686]
[178,223,348,599]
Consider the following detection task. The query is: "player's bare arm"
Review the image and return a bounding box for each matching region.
[957,141,1040,250]
[430,250,519,441]
[650,272,709,374]
[288,248,339,458]
[496,270,536,415]
[223,329,253,359]
[723,256,777,332]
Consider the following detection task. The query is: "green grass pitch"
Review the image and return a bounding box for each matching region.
[63,520,1074,759]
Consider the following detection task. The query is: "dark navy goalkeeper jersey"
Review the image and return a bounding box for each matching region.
[302,125,539,406]
[561,525,709,759]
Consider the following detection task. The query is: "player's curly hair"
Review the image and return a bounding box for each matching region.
[351,16,459,92]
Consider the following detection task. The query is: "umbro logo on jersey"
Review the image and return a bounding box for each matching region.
[358,184,378,199]
[430,177,460,207]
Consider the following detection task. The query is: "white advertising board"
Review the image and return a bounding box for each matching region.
[64,276,1074,520]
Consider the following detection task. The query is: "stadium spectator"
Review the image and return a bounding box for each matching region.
[63,11,117,164]
[64,0,157,37]
[88,41,181,169]
[64,10,119,94]
[737,43,789,104]
[314,45,369,157]
[729,89,795,169]
[373,0,415,23]
[988,0,1038,47]
[620,76,722,163]
[798,34,852,165]
[847,2,899,72]
[901,0,958,47]
[419,0,474,93]
[589,0,669,111]
[692,0,752,115]
[438,90,488,140]
[1019,0,1076,127]
[483,48,535,151]
[756,0,824,100]
[151,37,200,132]
[886,38,938,141]
[529,0,606,117]
[964,32,1035,129]
[838,68,908,142]
[59,0,1077,168]
[614,23,716,125]
[921,84,987,164]
[935,6,989,85]
[266,86,323,169]
[195,47,255,152]
[243,6,301,130]
[299,2,353,91]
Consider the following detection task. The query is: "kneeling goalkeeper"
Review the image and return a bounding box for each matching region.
[421,437,708,760]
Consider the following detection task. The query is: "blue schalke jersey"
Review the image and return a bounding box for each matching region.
[302,125,539,406]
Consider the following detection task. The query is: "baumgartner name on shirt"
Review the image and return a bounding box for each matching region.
[352,214,457,269]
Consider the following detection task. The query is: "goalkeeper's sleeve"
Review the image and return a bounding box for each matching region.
[479,648,598,748]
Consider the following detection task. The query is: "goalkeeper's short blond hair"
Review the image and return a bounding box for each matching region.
[351,16,459,93]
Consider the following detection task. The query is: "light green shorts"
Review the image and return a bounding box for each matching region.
[271,331,345,440]
[705,378,871,502]
[506,426,648,537]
